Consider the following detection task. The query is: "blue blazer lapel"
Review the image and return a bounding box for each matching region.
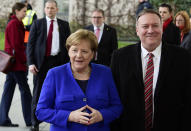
[66,63,86,96]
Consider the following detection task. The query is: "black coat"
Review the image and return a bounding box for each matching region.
[162,21,180,46]
[181,31,191,54]
[85,24,118,66]
[110,42,191,131]
[27,18,70,69]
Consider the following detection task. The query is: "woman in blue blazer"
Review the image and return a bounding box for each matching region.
[36,29,122,131]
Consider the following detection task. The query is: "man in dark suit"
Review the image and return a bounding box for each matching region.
[85,9,118,66]
[27,0,70,130]
[159,3,180,46]
[110,9,191,131]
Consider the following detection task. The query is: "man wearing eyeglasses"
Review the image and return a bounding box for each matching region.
[85,9,118,66]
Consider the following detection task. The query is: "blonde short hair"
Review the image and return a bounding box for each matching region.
[66,29,98,53]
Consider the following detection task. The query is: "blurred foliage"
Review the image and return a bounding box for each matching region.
[150,0,191,15]
[0,32,5,50]
[111,24,139,41]
[118,41,135,48]
[69,20,84,33]
[0,19,6,50]
[0,19,6,32]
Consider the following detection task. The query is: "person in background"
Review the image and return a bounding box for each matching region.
[35,29,122,131]
[174,11,191,53]
[85,9,118,66]
[189,8,191,24]
[136,0,153,16]
[110,9,191,131]
[27,0,70,130]
[21,0,37,45]
[7,13,14,23]
[159,3,180,45]
[0,2,32,127]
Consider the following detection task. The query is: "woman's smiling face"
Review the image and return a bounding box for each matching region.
[68,39,94,72]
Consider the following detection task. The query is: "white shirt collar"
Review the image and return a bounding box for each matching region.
[46,16,57,22]
[93,23,104,31]
[141,42,162,58]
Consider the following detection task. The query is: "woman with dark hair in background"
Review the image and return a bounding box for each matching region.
[174,11,191,53]
[0,2,32,127]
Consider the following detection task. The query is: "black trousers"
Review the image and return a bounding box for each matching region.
[31,54,62,126]
[0,71,32,126]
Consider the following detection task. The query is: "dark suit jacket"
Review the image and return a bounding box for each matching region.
[110,42,191,131]
[27,18,70,69]
[181,31,191,54]
[85,24,118,66]
[162,21,180,46]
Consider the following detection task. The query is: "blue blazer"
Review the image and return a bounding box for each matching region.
[36,63,122,131]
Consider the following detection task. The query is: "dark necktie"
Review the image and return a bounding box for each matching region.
[144,53,154,131]
[46,20,54,56]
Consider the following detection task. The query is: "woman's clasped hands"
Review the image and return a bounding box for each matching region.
[68,105,103,125]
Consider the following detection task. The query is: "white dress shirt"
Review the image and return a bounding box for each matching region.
[46,16,60,56]
[141,42,162,121]
[141,43,162,95]
[93,23,104,43]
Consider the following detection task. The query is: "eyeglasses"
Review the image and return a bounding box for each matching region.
[176,20,184,22]
[92,16,103,19]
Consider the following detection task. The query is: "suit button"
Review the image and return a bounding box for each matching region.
[83,98,87,102]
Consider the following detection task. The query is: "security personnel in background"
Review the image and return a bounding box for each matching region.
[136,0,153,17]
[21,0,37,44]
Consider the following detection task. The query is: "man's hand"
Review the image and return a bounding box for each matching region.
[29,64,39,75]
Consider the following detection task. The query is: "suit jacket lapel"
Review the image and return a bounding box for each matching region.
[90,24,106,45]
[155,43,172,97]
[134,43,144,88]
[43,18,47,45]
[57,19,62,46]
[57,19,66,54]
[89,25,94,32]
[57,18,61,32]
[99,25,107,44]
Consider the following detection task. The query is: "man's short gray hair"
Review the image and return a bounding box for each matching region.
[136,9,162,25]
